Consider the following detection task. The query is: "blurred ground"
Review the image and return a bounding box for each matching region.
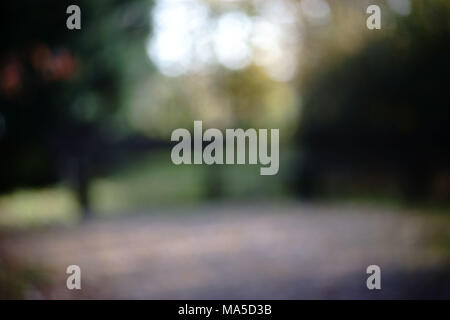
[1,202,449,299]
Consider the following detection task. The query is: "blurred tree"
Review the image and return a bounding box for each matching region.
[295,0,450,202]
[0,0,157,218]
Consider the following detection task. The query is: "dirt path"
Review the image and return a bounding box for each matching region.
[2,203,450,299]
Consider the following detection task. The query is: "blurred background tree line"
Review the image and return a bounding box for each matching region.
[0,0,450,226]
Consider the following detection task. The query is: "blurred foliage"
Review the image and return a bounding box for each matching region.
[296,0,450,201]
[0,0,153,193]
[128,65,298,138]
[2,0,450,225]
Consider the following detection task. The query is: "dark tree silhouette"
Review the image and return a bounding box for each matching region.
[295,1,450,202]
[0,0,163,218]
